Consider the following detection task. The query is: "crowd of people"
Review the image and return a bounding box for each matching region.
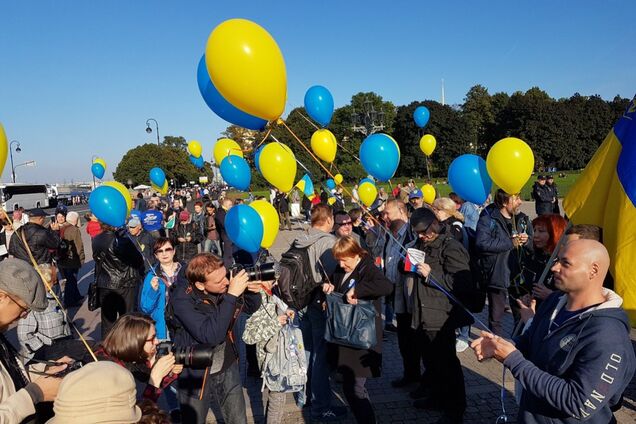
[0,177,634,424]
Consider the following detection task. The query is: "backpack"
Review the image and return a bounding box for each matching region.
[275,245,317,310]
[262,324,307,393]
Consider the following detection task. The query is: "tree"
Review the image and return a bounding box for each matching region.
[462,85,495,155]
[162,136,187,150]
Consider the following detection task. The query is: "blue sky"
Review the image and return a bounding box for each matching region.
[1,1,634,183]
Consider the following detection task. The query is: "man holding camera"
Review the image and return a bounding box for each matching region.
[168,253,264,424]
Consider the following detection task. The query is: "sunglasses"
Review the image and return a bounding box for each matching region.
[154,247,174,254]
[339,221,353,226]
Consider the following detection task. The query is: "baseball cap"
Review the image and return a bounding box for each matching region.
[538,175,546,180]
[546,175,554,179]
[409,189,423,200]
[127,217,141,228]
[0,258,48,312]
[29,208,47,217]
[410,208,437,233]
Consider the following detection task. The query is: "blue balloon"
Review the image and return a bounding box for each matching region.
[325,179,336,190]
[220,156,251,191]
[413,106,430,128]
[197,56,267,131]
[89,186,127,227]
[448,154,492,205]
[91,163,105,180]
[304,85,334,127]
[359,134,400,182]
[189,154,204,169]
[254,144,265,174]
[149,167,166,187]
[224,204,264,253]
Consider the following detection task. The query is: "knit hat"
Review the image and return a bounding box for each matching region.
[66,211,80,227]
[0,258,47,312]
[47,361,142,424]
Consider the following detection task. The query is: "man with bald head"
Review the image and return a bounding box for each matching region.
[471,239,635,423]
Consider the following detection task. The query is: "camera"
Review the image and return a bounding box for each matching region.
[156,342,218,369]
[53,361,83,378]
[228,261,279,282]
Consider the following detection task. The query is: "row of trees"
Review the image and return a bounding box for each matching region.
[114,86,630,188]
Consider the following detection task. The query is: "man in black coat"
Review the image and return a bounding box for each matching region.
[214,198,234,268]
[9,208,60,265]
[531,175,554,216]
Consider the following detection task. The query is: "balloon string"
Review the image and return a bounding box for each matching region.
[254,128,272,150]
[294,110,361,162]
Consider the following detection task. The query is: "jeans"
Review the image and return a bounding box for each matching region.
[457,325,470,340]
[295,302,332,415]
[59,267,82,306]
[203,238,221,255]
[178,362,247,424]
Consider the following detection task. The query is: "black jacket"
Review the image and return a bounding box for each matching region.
[475,204,533,290]
[275,193,289,213]
[328,255,393,378]
[532,183,554,216]
[130,230,156,272]
[92,230,144,290]
[171,222,203,263]
[408,229,474,330]
[9,223,61,265]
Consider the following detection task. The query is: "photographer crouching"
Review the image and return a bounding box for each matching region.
[167,253,265,424]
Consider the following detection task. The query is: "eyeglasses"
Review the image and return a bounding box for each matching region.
[339,221,353,226]
[154,247,174,254]
[7,294,30,318]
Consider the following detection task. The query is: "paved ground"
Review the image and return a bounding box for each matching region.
[13,199,635,423]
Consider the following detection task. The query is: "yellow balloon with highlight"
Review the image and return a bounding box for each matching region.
[259,143,297,193]
[93,158,107,169]
[102,181,133,217]
[206,19,287,121]
[188,140,202,158]
[358,182,378,207]
[420,134,436,156]
[250,199,279,249]
[421,184,436,205]
[213,138,243,166]
[334,174,343,185]
[310,129,337,163]
[0,123,8,176]
[486,137,535,195]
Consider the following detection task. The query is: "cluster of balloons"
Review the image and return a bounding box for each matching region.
[360,133,400,182]
[89,181,133,227]
[91,158,106,180]
[149,167,168,194]
[187,140,204,169]
[203,19,287,125]
[225,200,279,253]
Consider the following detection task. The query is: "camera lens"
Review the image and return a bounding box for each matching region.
[173,345,216,369]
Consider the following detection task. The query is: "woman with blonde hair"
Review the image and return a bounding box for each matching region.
[432,197,465,244]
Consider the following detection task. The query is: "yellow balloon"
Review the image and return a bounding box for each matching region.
[93,158,107,170]
[334,174,343,185]
[421,184,436,205]
[206,19,287,121]
[188,140,202,158]
[310,129,337,163]
[102,181,133,217]
[0,123,7,176]
[486,137,535,194]
[358,182,378,207]
[151,181,168,195]
[420,134,436,156]
[213,138,243,166]
[250,199,279,249]
[327,197,336,206]
[259,143,297,192]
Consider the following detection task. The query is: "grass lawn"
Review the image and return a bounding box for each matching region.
[227,171,583,202]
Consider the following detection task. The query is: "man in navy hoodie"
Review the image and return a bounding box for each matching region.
[471,239,635,423]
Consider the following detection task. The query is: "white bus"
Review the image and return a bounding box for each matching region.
[0,184,49,211]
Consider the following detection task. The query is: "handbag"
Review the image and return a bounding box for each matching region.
[324,292,377,350]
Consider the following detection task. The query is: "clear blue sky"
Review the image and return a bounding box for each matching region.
[1,0,634,184]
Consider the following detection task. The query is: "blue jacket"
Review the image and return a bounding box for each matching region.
[505,290,635,423]
[475,204,533,290]
[139,263,182,340]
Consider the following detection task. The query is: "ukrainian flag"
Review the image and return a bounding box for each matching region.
[563,94,636,325]
[295,174,315,200]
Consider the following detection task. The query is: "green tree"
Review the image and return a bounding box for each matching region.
[462,85,495,155]
[162,136,187,150]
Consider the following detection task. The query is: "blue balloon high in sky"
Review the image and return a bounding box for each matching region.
[149,167,166,187]
[197,55,267,131]
[448,154,492,205]
[413,105,430,128]
[304,85,334,127]
[91,162,105,180]
[220,155,251,191]
[89,185,127,227]
[189,154,204,169]
[359,134,400,182]
[225,204,264,253]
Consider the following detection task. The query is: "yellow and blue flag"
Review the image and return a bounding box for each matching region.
[563,94,636,325]
[295,174,315,199]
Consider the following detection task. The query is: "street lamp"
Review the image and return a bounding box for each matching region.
[145,118,160,146]
[13,160,36,181]
[9,140,21,183]
[351,98,385,136]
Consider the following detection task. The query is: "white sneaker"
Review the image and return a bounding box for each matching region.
[455,338,469,353]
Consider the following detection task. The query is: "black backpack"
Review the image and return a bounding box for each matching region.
[275,245,318,311]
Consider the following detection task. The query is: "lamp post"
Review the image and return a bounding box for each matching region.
[9,141,21,183]
[13,160,36,181]
[351,97,385,136]
[145,118,160,146]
